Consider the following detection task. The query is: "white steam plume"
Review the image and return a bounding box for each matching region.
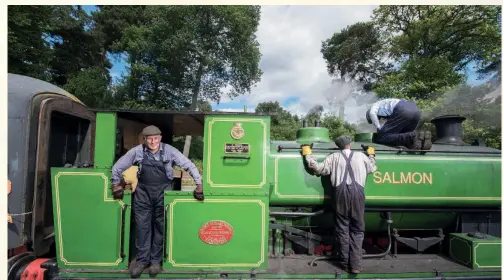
[322,78,380,132]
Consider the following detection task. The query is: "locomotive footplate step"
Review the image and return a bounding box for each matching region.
[58,254,500,277]
[392,228,445,254]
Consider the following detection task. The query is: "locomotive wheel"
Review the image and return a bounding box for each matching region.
[8,252,32,271]
[8,252,36,280]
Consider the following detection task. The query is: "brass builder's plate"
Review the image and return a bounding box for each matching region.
[224,143,250,154]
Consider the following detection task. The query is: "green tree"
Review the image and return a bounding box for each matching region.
[8,5,113,107]
[92,5,148,53]
[321,5,501,101]
[166,6,263,157]
[197,100,213,112]
[321,21,390,90]
[372,6,500,73]
[255,101,300,140]
[93,6,263,156]
[92,5,151,108]
[8,5,54,80]
[254,102,356,142]
[47,6,111,87]
[321,113,357,141]
[373,56,464,101]
[63,66,114,108]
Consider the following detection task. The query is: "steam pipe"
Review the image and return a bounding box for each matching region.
[276,145,501,155]
[270,208,499,217]
[362,212,392,258]
[269,210,325,217]
[366,207,501,213]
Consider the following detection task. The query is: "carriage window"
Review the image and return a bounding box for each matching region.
[48,111,92,168]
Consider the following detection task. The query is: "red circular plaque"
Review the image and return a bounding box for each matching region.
[199,220,234,245]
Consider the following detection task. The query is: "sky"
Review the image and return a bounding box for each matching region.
[83,5,491,123]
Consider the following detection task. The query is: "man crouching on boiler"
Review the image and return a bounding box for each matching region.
[301,136,377,274]
[111,125,204,278]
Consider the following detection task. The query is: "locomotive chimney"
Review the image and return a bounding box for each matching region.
[430,115,467,145]
[296,119,330,143]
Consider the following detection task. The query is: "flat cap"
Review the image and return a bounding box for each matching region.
[142,125,162,136]
[335,135,353,149]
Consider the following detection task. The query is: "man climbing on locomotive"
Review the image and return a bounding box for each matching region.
[366,98,432,150]
[111,125,204,278]
[301,136,377,274]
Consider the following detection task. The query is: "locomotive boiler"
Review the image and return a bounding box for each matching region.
[265,115,501,259]
[7,73,502,280]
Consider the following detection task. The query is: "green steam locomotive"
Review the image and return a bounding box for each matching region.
[7,73,501,279]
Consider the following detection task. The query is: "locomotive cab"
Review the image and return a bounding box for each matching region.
[109,110,206,191]
[46,109,273,275]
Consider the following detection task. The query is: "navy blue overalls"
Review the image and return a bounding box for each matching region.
[134,146,172,266]
[374,100,420,148]
[333,151,366,270]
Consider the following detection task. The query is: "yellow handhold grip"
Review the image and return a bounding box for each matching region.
[301,144,312,156]
[367,146,375,156]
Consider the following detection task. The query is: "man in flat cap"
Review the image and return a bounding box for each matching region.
[111,125,204,278]
[301,135,377,274]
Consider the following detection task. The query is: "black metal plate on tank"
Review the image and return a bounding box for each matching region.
[224,143,250,154]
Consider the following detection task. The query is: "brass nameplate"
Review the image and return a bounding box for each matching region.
[225,143,250,154]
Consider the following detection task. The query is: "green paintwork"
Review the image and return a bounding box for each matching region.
[163,193,269,271]
[202,115,270,194]
[50,167,132,269]
[94,112,117,169]
[296,127,331,144]
[354,133,373,143]
[449,233,502,270]
[45,111,501,279]
[268,144,501,207]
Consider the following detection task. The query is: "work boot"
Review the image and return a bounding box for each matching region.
[334,260,348,272]
[149,263,161,275]
[411,131,424,150]
[130,262,148,278]
[422,131,432,150]
[350,268,361,274]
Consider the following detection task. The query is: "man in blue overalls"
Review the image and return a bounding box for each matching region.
[303,136,377,274]
[111,125,204,278]
[366,98,432,150]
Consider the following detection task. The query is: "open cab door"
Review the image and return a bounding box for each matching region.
[50,168,131,269]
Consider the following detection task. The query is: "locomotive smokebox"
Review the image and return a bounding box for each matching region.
[430,114,467,145]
